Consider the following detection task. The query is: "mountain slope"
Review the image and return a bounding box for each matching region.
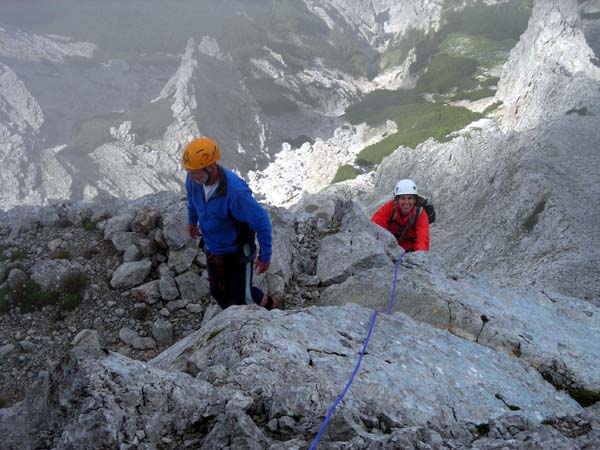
[364,0,600,302]
[0,0,518,210]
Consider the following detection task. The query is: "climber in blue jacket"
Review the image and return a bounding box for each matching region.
[182,136,281,310]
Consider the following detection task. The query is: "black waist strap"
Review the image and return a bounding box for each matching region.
[205,240,256,264]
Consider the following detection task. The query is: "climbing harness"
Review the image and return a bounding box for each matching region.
[309,251,406,450]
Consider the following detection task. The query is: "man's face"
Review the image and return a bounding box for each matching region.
[186,167,210,185]
[396,194,416,215]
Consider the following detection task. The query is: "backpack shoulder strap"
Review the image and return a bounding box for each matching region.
[388,205,396,224]
[411,206,422,229]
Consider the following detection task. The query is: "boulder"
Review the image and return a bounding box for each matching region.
[316,200,397,286]
[102,213,134,239]
[175,271,210,302]
[162,203,190,250]
[110,259,153,289]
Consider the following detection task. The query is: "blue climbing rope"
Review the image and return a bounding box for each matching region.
[309,251,405,449]
[386,252,405,315]
[308,309,378,450]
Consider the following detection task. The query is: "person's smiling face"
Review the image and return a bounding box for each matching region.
[396,194,416,215]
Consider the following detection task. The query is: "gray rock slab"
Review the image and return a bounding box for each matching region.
[316,199,398,286]
[130,208,160,234]
[7,268,27,289]
[118,327,156,350]
[267,207,295,285]
[0,346,218,450]
[317,231,392,286]
[151,304,580,434]
[320,267,394,310]
[0,344,16,359]
[122,244,141,262]
[322,252,600,396]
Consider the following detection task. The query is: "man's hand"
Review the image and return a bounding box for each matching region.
[187,223,201,239]
[254,259,270,275]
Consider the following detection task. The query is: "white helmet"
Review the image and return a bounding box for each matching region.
[394,179,418,196]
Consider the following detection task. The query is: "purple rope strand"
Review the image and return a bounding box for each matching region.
[309,251,405,449]
[308,309,378,450]
[386,252,405,315]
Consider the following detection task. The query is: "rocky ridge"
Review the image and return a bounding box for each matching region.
[0,191,599,449]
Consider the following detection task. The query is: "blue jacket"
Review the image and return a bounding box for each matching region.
[186,166,272,262]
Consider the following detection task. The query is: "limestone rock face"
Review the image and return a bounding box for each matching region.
[322,252,600,398]
[0,178,599,449]
[496,0,600,132]
[4,305,583,450]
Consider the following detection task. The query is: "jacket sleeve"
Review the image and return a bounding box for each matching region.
[371,201,394,230]
[186,176,199,225]
[229,185,272,262]
[414,210,430,251]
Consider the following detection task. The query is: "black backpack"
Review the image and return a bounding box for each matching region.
[417,197,436,225]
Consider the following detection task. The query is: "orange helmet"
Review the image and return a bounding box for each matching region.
[182,137,220,170]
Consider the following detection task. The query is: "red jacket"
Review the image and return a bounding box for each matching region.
[371,200,430,252]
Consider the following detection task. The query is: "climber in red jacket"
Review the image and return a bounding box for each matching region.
[371,179,430,252]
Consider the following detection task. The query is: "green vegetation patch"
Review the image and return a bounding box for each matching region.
[0,280,61,314]
[332,165,359,183]
[409,0,532,77]
[450,87,496,102]
[482,101,502,115]
[206,328,224,341]
[60,293,83,311]
[567,387,600,407]
[0,287,10,314]
[0,246,28,263]
[132,305,150,321]
[443,0,533,42]
[345,89,423,126]
[82,217,99,231]
[380,28,428,70]
[356,102,480,165]
[340,1,531,168]
[59,270,89,295]
[416,54,479,93]
[0,270,89,315]
[439,33,515,71]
